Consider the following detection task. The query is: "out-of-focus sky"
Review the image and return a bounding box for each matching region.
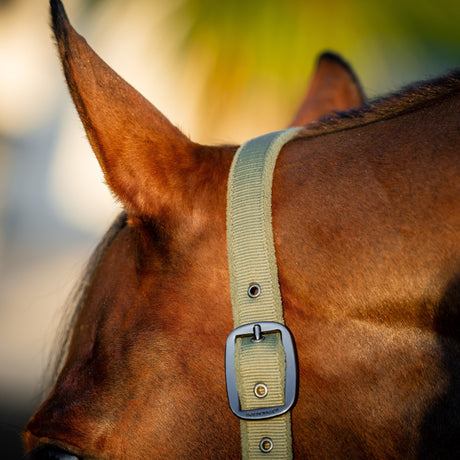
[0,0,458,455]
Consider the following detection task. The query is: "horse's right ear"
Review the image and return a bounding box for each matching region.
[290,51,365,126]
[50,0,200,219]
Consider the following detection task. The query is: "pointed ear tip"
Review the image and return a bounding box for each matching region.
[50,0,70,39]
[317,51,363,85]
[317,51,350,69]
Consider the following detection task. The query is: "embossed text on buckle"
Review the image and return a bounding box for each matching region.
[225,321,298,420]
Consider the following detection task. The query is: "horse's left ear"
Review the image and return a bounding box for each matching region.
[290,51,365,126]
[51,0,200,218]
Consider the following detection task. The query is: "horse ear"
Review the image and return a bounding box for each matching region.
[289,51,365,126]
[50,0,198,218]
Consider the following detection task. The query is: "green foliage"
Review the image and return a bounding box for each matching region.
[174,0,459,86]
[166,0,459,134]
[78,0,460,137]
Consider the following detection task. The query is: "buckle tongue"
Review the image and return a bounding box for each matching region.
[225,321,298,420]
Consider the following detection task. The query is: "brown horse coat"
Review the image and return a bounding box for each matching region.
[25,1,459,458]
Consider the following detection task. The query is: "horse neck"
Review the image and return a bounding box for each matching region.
[274,90,460,332]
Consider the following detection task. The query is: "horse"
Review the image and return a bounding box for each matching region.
[25,0,459,458]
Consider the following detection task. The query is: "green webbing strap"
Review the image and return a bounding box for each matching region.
[226,128,302,459]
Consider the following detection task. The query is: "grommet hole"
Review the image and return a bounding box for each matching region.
[259,437,274,453]
[254,383,268,398]
[248,284,261,298]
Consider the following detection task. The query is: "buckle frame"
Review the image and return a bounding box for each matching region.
[225,321,297,420]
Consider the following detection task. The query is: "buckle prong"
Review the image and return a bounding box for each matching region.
[251,324,264,342]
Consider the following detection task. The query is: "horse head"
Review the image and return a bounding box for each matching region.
[25,1,365,458]
[25,1,460,459]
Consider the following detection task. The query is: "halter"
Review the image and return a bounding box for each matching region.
[226,128,302,459]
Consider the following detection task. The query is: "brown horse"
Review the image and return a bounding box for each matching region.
[25,1,459,458]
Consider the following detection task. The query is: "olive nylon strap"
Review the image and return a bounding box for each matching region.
[226,128,302,459]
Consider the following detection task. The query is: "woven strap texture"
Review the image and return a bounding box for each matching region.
[226,128,302,459]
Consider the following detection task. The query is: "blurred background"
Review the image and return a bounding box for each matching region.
[0,0,459,457]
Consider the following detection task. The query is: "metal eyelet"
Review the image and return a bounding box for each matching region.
[248,284,261,298]
[259,437,274,453]
[254,383,268,398]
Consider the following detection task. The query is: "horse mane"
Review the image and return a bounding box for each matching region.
[48,212,128,386]
[299,68,460,138]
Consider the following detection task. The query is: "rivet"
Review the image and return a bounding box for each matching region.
[248,283,261,298]
[259,437,274,453]
[254,383,268,398]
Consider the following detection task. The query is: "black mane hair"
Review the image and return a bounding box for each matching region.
[302,68,460,138]
[47,212,128,388]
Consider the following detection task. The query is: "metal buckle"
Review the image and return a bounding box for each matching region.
[225,321,298,420]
